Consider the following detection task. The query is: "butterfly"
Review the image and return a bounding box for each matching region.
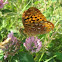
[22,7,54,36]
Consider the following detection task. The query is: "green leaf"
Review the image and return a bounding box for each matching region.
[0,35,2,40]
[34,1,40,5]
[55,52,62,60]
[11,52,34,62]
[0,49,4,60]
[1,9,12,14]
[1,28,8,36]
[52,0,57,2]
[0,18,2,26]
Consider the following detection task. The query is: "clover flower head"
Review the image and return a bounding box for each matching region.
[4,55,7,59]
[2,31,21,59]
[8,31,17,43]
[23,36,42,53]
[0,0,8,9]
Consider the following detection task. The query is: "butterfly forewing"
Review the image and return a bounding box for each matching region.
[22,7,47,28]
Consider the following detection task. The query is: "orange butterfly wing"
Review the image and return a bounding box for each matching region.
[22,7,54,36]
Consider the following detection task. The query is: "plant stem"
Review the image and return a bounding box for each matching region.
[38,52,44,62]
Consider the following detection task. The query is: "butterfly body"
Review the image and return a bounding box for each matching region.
[22,7,54,36]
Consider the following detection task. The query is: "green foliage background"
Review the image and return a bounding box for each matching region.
[0,0,62,62]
